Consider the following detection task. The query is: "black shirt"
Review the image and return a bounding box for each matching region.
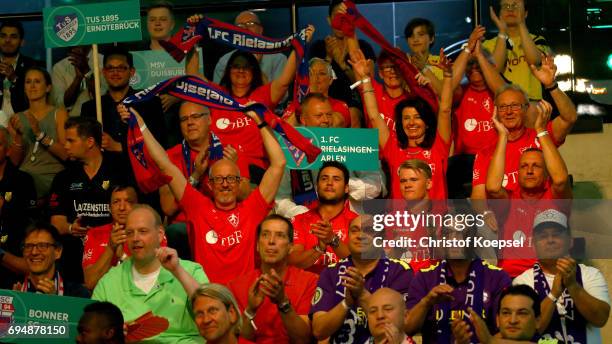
[309,39,376,109]
[80,87,167,148]
[0,162,36,289]
[48,153,129,228]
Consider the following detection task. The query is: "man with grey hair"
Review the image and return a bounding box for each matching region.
[470,53,577,233]
[0,125,36,289]
[93,204,208,343]
[191,283,242,344]
[213,11,287,84]
[118,104,285,284]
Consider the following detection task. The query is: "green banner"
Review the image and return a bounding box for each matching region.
[279,128,379,171]
[0,290,94,343]
[130,49,205,89]
[43,0,142,48]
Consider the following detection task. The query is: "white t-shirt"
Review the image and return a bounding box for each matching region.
[132,265,161,294]
[514,263,610,343]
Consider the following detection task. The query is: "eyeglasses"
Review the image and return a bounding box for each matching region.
[23,242,56,252]
[104,65,129,73]
[500,2,520,11]
[497,103,526,113]
[179,112,208,122]
[237,21,261,28]
[210,175,241,185]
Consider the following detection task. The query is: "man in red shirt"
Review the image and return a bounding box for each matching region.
[486,100,572,277]
[160,101,250,260]
[160,101,251,221]
[121,105,285,284]
[289,161,358,274]
[471,54,576,230]
[228,215,317,344]
[82,185,137,290]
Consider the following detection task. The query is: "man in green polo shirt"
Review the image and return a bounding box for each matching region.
[93,204,207,343]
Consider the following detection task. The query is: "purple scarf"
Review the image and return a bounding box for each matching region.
[436,259,485,344]
[332,256,392,344]
[533,262,587,344]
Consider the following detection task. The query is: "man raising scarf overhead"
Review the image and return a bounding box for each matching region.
[160,16,313,183]
[122,75,320,193]
[333,1,439,113]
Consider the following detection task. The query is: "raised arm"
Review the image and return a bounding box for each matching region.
[437,50,453,143]
[158,247,201,297]
[533,100,571,199]
[515,3,543,67]
[270,25,315,104]
[475,40,507,94]
[183,15,208,80]
[243,110,286,203]
[451,26,486,91]
[485,112,509,199]
[488,7,508,73]
[117,104,187,200]
[529,54,576,143]
[348,48,390,147]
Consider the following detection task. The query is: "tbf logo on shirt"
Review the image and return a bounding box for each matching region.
[215,117,253,130]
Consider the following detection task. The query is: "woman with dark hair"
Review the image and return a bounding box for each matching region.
[7,66,67,199]
[188,15,314,179]
[350,47,452,200]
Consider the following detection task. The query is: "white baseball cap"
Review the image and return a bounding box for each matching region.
[533,209,568,232]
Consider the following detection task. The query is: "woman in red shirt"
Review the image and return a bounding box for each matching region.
[349,47,452,200]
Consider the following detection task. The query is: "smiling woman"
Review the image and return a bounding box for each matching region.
[8,66,68,200]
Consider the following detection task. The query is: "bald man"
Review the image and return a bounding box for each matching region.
[120,105,285,283]
[213,11,287,84]
[367,288,413,344]
[92,205,207,343]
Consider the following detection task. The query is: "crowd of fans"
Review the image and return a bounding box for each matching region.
[0,0,609,343]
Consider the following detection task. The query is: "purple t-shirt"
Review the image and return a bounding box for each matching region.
[310,256,413,344]
[406,259,511,344]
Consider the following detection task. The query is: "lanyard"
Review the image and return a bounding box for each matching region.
[22,271,64,295]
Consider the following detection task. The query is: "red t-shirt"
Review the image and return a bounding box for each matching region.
[227,266,318,344]
[291,203,358,274]
[453,86,496,155]
[210,83,275,170]
[329,97,351,128]
[382,132,451,200]
[364,79,408,130]
[82,224,125,269]
[166,143,251,224]
[497,187,565,277]
[179,184,273,284]
[472,121,560,191]
[82,223,167,269]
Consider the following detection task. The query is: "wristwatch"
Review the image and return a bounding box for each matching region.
[329,235,340,248]
[188,175,199,187]
[277,300,292,314]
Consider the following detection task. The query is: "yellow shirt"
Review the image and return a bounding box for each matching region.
[483,34,550,100]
